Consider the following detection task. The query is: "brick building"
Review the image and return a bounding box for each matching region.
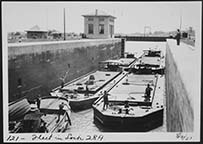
[82,9,116,39]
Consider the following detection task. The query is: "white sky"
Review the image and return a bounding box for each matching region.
[2,2,201,34]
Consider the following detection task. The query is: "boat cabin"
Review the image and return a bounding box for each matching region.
[143,49,161,57]
[98,60,122,71]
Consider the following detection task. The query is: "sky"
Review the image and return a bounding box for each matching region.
[2,2,201,34]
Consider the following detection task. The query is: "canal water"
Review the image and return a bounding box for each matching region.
[65,41,167,133]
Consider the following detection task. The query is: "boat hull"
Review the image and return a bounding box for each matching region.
[131,67,165,75]
[70,96,99,112]
[93,107,164,132]
[52,71,122,111]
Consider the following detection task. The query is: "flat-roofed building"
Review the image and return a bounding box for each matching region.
[82,9,116,39]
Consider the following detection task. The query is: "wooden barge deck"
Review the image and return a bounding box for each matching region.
[39,96,71,133]
[51,71,122,111]
[9,96,71,133]
[92,73,165,132]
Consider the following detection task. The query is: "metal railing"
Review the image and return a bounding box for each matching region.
[93,72,128,106]
[51,70,97,92]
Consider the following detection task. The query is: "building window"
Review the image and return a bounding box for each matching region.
[88,18,94,21]
[99,18,105,22]
[88,24,94,34]
[99,24,104,34]
[109,18,114,22]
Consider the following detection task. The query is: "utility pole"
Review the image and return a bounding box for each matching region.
[46,8,48,30]
[179,8,182,32]
[64,8,66,40]
[179,13,182,31]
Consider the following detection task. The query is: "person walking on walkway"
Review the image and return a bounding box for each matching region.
[175,29,181,46]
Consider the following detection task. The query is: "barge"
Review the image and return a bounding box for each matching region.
[131,48,165,75]
[9,96,71,133]
[92,72,164,132]
[51,70,122,111]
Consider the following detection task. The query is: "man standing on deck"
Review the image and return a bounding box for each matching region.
[57,102,71,125]
[57,102,65,123]
[36,96,41,109]
[85,84,89,97]
[60,77,65,89]
[145,84,153,100]
[59,68,70,91]
[103,91,109,110]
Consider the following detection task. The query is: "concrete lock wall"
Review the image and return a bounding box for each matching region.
[165,40,194,132]
[8,39,121,102]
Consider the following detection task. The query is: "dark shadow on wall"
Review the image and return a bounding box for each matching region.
[8,40,121,102]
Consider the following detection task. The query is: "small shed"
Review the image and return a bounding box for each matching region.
[26,25,48,39]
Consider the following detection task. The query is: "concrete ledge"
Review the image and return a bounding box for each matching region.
[8,38,121,56]
[166,39,199,106]
[165,39,200,132]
